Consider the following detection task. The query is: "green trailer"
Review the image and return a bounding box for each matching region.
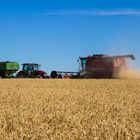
[0,61,19,78]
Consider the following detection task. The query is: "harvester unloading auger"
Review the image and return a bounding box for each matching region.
[51,54,135,79]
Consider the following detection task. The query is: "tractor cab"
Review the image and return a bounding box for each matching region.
[22,63,41,73]
[17,63,48,78]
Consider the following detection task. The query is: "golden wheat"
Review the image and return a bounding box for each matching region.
[0,79,140,140]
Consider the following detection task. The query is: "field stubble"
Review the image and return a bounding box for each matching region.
[0,79,140,140]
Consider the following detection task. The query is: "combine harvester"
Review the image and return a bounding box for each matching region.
[51,54,135,79]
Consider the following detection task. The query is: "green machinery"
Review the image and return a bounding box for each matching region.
[0,61,19,78]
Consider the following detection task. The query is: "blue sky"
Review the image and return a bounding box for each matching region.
[0,0,140,73]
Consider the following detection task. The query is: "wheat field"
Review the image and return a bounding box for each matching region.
[0,79,140,140]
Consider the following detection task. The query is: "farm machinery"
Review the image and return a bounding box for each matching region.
[0,54,135,79]
[51,54,135,79]
[16,63,48,78]
[0,61,19,78]
[0,62,48,78]
[79,54,135,78]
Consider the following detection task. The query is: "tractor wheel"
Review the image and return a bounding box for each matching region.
[17,74,25,78]
[35,75,43,78]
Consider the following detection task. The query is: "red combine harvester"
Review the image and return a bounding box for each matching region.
[51,54,135,79]
[16,63,48,78]
[79,54,135,78]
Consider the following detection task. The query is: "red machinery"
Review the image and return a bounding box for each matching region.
[79,54,135,78]
[17,63,48,78]
[50,54,135,79]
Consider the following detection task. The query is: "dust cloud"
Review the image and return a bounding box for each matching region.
[118,68,140,79]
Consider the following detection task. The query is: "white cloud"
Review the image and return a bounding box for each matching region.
[43,9,140,16]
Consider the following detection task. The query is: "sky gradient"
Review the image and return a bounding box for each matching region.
[0,0,140,73]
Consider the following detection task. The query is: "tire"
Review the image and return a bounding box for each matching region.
[50,71,58,78]
[17,74,25,78]
[35,75,43,78]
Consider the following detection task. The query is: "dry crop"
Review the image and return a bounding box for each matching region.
[0,79,140,140]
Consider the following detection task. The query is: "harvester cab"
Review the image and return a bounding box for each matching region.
[17,63,48,78]
[79,54,135,78]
